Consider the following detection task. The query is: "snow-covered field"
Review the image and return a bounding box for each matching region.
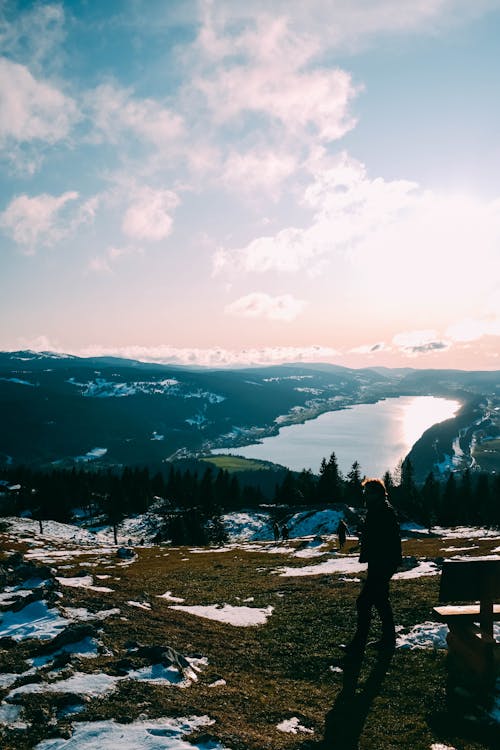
[1,511,500,748]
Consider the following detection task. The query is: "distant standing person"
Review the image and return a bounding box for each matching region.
[281,523,289,541]
[336,518,348,550]
[272,521,280,542]
[341,478,402,655]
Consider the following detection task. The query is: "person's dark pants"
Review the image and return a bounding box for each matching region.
[352,569,395,646]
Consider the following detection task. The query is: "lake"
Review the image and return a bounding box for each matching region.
[213,396,461,477]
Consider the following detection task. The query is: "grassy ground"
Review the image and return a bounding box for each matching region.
[200,455,278,472]
[1,531,499,749]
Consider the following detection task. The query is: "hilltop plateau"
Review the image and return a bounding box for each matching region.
[0,510,499,749]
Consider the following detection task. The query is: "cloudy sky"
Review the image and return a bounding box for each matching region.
[1,0,500,369]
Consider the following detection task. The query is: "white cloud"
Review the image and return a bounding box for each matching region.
[198,1,500,53]
[73,196,100,228]
[215,152,418,274]
[221,149,298,196]
[193,13,359,142]
[14,340,340,368]
[392,330,450,355]
[225,292,306,321]
[350,342,387,354]
[219,228,317,274]
[0,191,79,252]
[87,83,183,147]
[0,2,66,71]
[217,151,500,329]
[0,57,78,145]
[122,186,180,242]
[88,245,143,274]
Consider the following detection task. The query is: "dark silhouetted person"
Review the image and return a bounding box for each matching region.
[337,518,348,550]
[341,478,402,655]
[272,521,280,542]
[281,522,289,541]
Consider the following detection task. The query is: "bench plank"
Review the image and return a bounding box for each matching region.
[433,604,500,620]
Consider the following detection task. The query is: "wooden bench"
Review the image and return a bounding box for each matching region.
[433,559,500,684]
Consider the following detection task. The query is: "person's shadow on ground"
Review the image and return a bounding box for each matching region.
[319,648,394,750]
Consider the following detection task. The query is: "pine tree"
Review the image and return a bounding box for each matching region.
[200,467,215,512]
[229,475,241,509]
[345,461,364,507]
[457,468,473,525]
[440,472,458,526]
[382,470,394,496]
[275,470,297,505]
[421,471,440,531]
[317,451,342,503]
[400,458,418,517]
[490,475,500,527]
[297,468,316,505]
[474,472,491,525]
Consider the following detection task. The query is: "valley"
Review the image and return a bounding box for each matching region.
[1,351,500,479]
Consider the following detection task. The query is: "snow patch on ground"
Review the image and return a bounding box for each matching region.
[221,508,349,543]
[0,701,27,729]
[396,621,449,650]
[61,606,120,621]
[5,516,113,546]
[8,652,207,702]
[433,526,500,540]
[127,600,152,610]
[170,603,274,626]
[157,591,185,602]
[293,539,329,558]
[75,447,108,462]
[126,663,191,686]
[0,377,35,386]
[0,588,34,605]
[276,717,314,734]
[278,556,440,579]
[222,511,272,541]
[0,600,70,641]
[289,509,344,537]
[393,561,440,579]
[0,672,31,688]
[56,575,114,592]
[66,377,180,398]
[10,671,121,698]
[33,715,228,750]
[450,554,500,562]
[277,556,366,577]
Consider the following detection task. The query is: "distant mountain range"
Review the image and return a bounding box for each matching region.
[1,350,499,478]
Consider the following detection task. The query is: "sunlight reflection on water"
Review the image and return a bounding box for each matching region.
[213,396,461,477]
[400,396,461,448]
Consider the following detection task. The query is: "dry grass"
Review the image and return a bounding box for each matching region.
[0,531,499,749]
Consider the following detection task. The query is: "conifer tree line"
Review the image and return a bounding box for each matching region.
[1,451,499,542]
[275,453,500,528]
[0,464,264,545]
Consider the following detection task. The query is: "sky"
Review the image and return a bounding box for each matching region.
[1,0,500,369]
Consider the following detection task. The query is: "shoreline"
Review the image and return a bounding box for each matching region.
[202,393,467,475]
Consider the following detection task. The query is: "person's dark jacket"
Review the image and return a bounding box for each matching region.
[359,500,402,576]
